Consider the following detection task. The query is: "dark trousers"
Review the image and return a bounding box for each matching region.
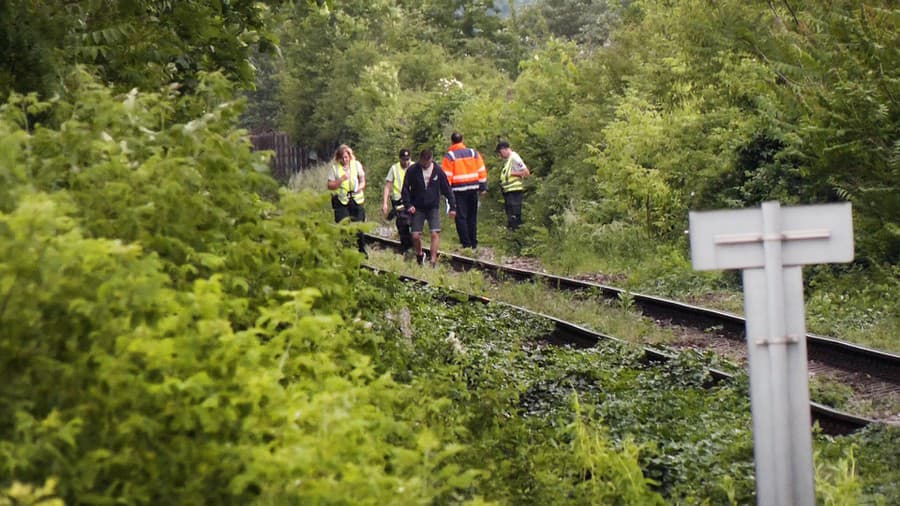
[394,208,412,252]
[503,191,524,230]
[333,198,366,253]
[453,190,480,248]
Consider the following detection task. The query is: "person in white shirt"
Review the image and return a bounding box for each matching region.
[382,148,413,253]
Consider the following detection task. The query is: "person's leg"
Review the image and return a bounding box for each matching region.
[513,192,523,229]
[349,201,366,254]
[411,211,426,264]
[429,231,440,266]
[454,191,476,248]
[412,232,423,263]
[504,193,515,230]
[453,191,469,248]
[334,202,350,223]
[396,211,412,252]
[467,191,479,248]
[425,207,442,265]
[506,192,523,230]
[349,201,365,223]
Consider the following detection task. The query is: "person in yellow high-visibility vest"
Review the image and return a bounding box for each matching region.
[382,148,413,254]
[497,141,530,230]
[326,144,367,255]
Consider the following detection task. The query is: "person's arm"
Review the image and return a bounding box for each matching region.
[440,170,457,216]
[355,165,366,193]
[382,181,392,216]
[476,151,487,193]
[511,154,530,178]
[326,165,347,190]
[383,166,396,215]
[401,168,415,214]
[442,154,454,185]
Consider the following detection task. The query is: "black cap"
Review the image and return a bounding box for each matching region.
[496,141,510,152]
[399,148,411,159]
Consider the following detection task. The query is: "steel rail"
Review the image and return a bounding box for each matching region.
[364,234,900,384]
[361,263,876,436]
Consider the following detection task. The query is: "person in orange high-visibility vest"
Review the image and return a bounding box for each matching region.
[442,132,487,249]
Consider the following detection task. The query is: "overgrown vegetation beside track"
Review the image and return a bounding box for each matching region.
[1,0,896,503]
[0,74,432,504]
[364,247,900,421]
[269,0,899,353]
[359,273,896,504]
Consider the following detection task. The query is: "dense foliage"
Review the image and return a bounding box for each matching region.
[2,0,896,503]
[348,275,895,504]
[279,0,898,262]
[0,0,279,99]
[0,71,459,503]
[271,0,898,348]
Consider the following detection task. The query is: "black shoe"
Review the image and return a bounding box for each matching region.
[416,252,425,265]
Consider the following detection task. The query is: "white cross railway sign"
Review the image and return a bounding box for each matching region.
[689,201,853,506]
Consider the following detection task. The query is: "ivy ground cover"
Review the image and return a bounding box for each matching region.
[362,273,899,505]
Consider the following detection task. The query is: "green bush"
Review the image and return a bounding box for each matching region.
[806,264,900,352]
[0,72,474,505]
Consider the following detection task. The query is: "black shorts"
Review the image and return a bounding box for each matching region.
[411,207,441,233]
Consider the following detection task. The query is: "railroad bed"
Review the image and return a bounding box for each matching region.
[363,233,900,434]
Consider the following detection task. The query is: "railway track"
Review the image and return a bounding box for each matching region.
[364,234,899,384]
[364,234,900,434]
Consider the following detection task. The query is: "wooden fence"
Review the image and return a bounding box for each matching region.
[249,131,307,183]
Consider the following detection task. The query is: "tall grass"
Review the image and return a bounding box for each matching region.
[288,163,332,193]
[366,249,699,350]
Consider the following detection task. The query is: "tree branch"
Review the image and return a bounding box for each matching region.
[781,0,801,28]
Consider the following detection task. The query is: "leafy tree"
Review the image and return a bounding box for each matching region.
[277,0,512,170]
[0,0,281,99]
[519,0,619,50]
[278,0,406,153]
[411,0,507,51]
[241,48,286,133]
[0,1,66,100]
[764,1,900,262]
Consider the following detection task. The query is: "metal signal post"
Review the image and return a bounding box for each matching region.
[689,201,854,506]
